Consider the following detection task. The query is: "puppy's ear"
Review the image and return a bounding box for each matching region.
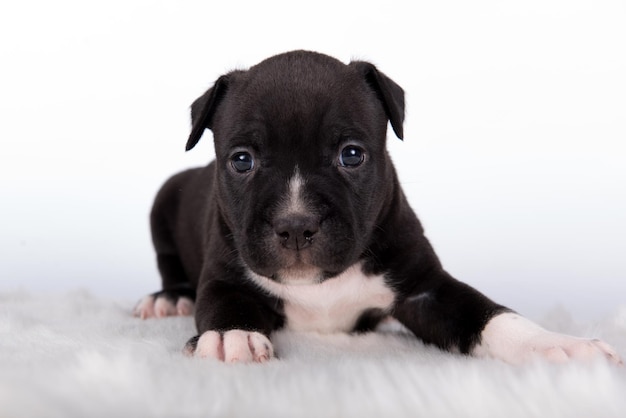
[185,75,230,151]
[350,61,405,140]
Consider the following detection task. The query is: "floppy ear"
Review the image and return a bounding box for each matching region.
[185,75,230,151]
[349,61,405,140]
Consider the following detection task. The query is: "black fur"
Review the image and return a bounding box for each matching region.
[149,50,509,355]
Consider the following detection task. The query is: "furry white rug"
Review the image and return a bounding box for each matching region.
[1,290,625,418]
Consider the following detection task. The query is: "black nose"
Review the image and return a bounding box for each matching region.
[274,214,319,250]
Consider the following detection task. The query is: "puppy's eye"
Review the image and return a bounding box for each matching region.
[231,152,255,173]
[339,146,365,168]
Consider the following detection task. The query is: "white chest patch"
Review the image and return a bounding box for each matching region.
[247,263,395,333]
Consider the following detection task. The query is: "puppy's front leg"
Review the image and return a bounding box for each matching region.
[392,270,507,354]
[184,279,282,363]
[393,270,622,365]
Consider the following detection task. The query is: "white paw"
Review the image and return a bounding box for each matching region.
[133,294,195,319]
[186,330,274,363]
[473,313,622,365]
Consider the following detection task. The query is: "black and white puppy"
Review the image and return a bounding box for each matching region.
[135,50,621,365]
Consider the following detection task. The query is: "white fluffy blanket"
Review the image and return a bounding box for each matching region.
[1,290,625,417]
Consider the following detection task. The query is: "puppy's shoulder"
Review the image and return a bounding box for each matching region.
[152,163,216,216]
[157,163,214,196]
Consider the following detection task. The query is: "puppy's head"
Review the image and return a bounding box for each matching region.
[187,51,404,283]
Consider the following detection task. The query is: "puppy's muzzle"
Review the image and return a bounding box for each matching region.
[274,214,319,251]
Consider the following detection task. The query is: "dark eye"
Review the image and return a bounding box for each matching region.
[231,152,254,173]
[339,146,365,168]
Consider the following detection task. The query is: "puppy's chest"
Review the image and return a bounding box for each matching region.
[250,266,395,333]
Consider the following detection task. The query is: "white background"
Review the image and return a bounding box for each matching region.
[1,0,624,320]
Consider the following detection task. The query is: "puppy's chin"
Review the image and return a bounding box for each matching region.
[272,264,324,285]
[246,260,325,285]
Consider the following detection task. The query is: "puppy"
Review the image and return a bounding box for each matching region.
[135,50,621,365]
